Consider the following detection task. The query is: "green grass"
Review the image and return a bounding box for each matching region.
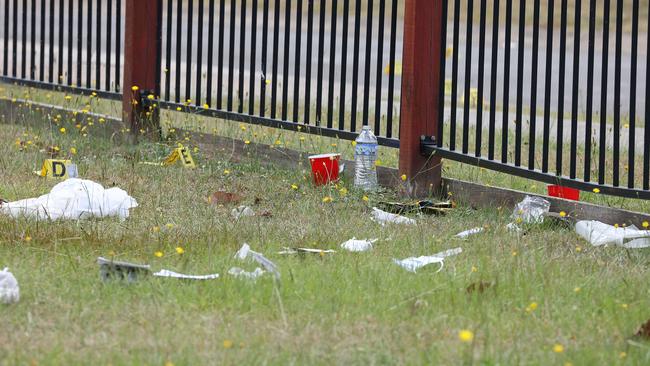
[2,118,650,364]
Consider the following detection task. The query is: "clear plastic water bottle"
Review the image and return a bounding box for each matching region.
[354,125,378,190]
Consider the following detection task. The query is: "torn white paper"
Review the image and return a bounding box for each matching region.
[371,207,416,225]
[575,220,650,248]
[340,238,378,252]
[231,206,255,219]
[235,243,280,278]
[153,269,220,280]
[0,267,19,304]
[228,267,265,279]
[455,227,484,239]
[1,178,138,221]
[393,247,463,273]
[511,196,550,224]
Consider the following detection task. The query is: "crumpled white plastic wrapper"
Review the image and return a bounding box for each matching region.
[0,268,20,304]
[575,220,650,248]
[0,179,138,221]
[231,206,255,219]
[511,196,550,224]
[393,247,463,273]
[228,267,265,279]
[371,207,416,225]
[235,243,280,279]
[506,222,523,234]
[340,237,378,252]
[455,227,484,239]
[153,269,220,280]
[278,247,337,255]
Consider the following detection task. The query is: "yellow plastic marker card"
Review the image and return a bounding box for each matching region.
[33,159,72,178]
[162,147,195,168]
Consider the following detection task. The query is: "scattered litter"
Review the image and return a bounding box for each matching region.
[575,220,650,248]
[511,196,550,224]
[340,238,378,252]
[371,207,416,225]
[228,267,265,280]
[231,205,255,219]
[393,247,463,273]
[258,210,273,217]
[378,200,454,215]
[0,268,19,304]
[153,269,219,280]
[1,179,138,221]
[98,257,151,283]
[455,227,484,239]
[207,191,243,205]
[466,281,494,294]
[278,247,337,255]
[234,243,280,279]
[506,222,523,234]
[635,319,650,339]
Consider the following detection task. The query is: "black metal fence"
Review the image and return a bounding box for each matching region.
[425,0,650,198]
[157,0,403,147]
[0,0,124,99]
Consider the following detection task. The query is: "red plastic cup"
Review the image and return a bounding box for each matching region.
[547,185,580,201]
[309,153,341,185]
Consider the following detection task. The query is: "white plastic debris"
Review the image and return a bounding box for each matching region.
[371,207,416,225]
[506,222,523,234]
[278,247,337,255]
[234,243,280,279]
[455,227,484,239]
[231,205,255,219]
[0,268,20,304]
[228,267,265,280]
[0,178,138,221]
[575,220,650,248]
[393,247,463,273]
[511,196,550,224]
[340,237,378,252]
[153,269,220,280]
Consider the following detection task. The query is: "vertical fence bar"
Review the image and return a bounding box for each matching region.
[66,0,73,85]
[528,0,539,169]
[303,0,313,123]
[338,0,350,130]
[385,0,398,139]
[501,0,512,163]
[514,0,525,166]
[556,0,567,175]
[644,5,650,190]
[2,0,8,75]
[281,0,291,120]
[475,0,486,157]
[326,0,338,128]
[612,0,622,186]
[249,0,258,114]
[462,0,473,154]
[115,0,121,91]
[85,0,91,87]
[206,0,215,107]
[122,0,161,136]
[487,0,498,159]
[13,0,18,77]
[48,0,53,82]
[361,0,374,126]
[174,0,182,103]
[542,0,554,172]
[237,0,246,113]
[373,0,385,136]
[186,0,194,103]
[106,0,112,90]
[76,0,82,85]
[449,0,460,151]
[598,0,610,184]
[58,0,63,83]
[628,0,638,189]
[584,0,596,181]
[292,0,301,121]
[259,0,269,116]
[164,0,172,100]
[196,0,204,106]
[400,0,444,195]
[217,0,225,108]
[349,0,361,132]
[315,1,326,125]
[95,0,101,89]
[270,0,280,117]
[30,0,36,79]
[39,0,45,80]
[21,0,26,79]
[569,0,581,178]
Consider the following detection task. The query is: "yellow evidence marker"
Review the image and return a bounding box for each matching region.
[34,159,73,178]
[162,146,196,168]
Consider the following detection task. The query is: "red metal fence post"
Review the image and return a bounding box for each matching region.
[399,0,444,196]
[122,0,161,139]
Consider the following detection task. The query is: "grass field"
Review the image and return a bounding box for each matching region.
[2,117,650,365]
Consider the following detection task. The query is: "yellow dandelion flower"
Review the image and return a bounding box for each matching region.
[274,140,282,145]
[574,287,581,293]
[108,250,115,257]
[244,140,251,144]
[351,141,357,147]
[458,330,474,342]
[339,187,348,196]
[165,223,173,229]
[176,107,182,111]
[576,246,582,252]
[91,91,97,97]
[362,195,369,202]
[623,123,629,129]
[322,196,333,203]
[553,344,564,353]
[299,136,305,141]
[621,303,628,309]
[291,184,298,190]
[331,143,337,147]
[559,211,566,217]
[99,117,105,123]
[131,85,139,91]
[401,174,407,181]
[70,147,77,155]
[643,221,649,228]
[593,188,600,193]
[59,127,66,134]
[152,226,160,232]
[512,251,517,257]
[224,169,231,175]
[375,159,382,167]
[203,103,209,109]
[147,94,154,100]
[186,99,192,104]
[525,302,538,312]
[24,235,31,242]
[176,247,185,255]
[154,251,163,258]
[223,340,233,349]
[64,95,72,101]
